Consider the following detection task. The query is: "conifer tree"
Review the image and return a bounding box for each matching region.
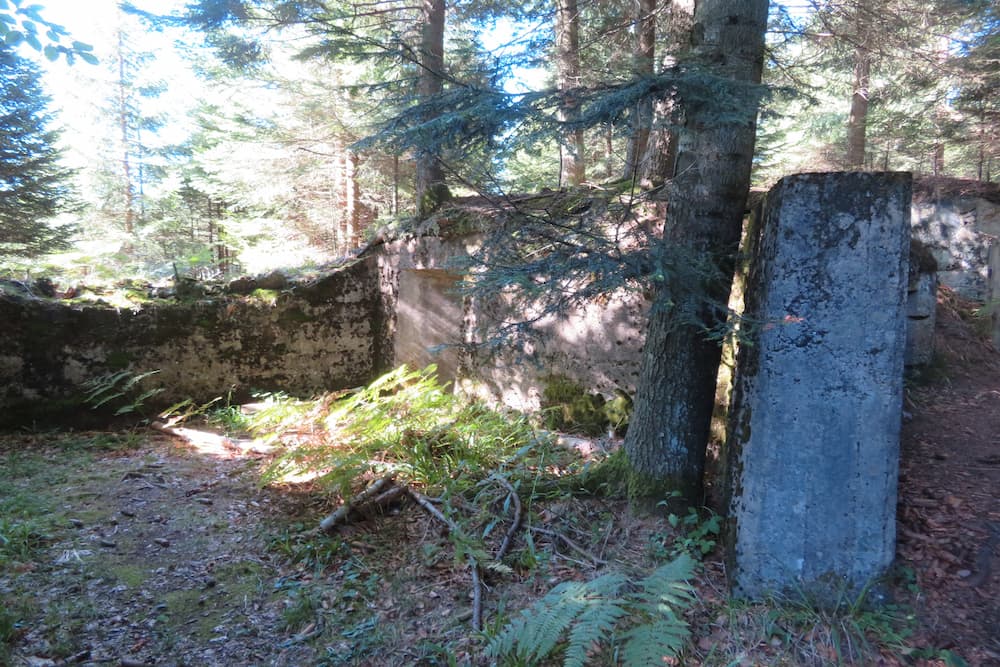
[623,0,769,502]
[0,47,76,259]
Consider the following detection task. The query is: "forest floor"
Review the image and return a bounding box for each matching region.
[1,289,998,667]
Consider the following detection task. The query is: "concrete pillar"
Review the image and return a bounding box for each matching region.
[990,241,1000,352]
[726,172,912,603]
[905,271,937,366]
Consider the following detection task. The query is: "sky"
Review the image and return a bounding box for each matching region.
[25,1,202,176]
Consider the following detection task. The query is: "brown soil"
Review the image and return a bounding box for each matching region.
[1,288,998,667]
[895,290,1000,666]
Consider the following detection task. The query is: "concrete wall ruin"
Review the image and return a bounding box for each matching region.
[910,180,1000,301]
[725,172,911,602]
[0,174,989,429]
[377,235,648,412]
[0,258,386,427]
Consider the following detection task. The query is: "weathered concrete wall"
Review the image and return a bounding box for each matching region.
[0,258,385,427]
[911,181,1000,300]
[378,234,648,410]
[394,268,466,382]
[725,172,911,603]
[991,243,1000,351]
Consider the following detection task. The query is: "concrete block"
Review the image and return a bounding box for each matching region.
[726,172,911,603]
[905,272,937,366]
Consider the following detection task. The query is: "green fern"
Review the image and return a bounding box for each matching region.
[486,554,696,666]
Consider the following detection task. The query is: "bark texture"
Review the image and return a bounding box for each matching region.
[623,0,657,179]
[846,2,873,169]
[415,0,451,214]
[624,0,769,502]
[639,0,695,187]
[555,0,586,186]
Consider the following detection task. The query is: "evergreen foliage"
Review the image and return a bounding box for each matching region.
[0,4,97,64]
[0,47,76,259]
[486,553,696,666]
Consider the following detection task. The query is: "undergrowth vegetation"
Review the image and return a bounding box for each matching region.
[256,365,565,497]
[487,554,697,666]
[1,365,957,665]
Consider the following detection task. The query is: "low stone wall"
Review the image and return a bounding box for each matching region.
[0,257,386,427]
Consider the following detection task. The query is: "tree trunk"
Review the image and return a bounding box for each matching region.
[624,0,769,503]
[555,0,586,187]
[117,29,136,236]
[623,0,657,179]
[344,150,360,246]
[846,6,872,170]
[639,0,695,187]
[415,0,451,214]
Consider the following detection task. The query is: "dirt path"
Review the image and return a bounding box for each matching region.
[0,435,320,666]
[897,296,1000,665]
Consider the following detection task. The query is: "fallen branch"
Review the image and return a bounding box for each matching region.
[403,486,484,631]
[491,475,523,562]
[319,476,395,532]
[529,526,607,566]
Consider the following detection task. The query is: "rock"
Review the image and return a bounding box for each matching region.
[227,276,258,295]
[33,277,56,297]
[256,271,288,290]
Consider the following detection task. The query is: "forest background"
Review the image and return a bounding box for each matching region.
[1,0,996,282]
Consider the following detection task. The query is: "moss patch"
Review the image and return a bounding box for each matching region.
[541,375,632,437]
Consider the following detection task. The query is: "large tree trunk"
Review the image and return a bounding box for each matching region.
[555,0,586,187]
[623,0,657,179]
[846,44,871,169]
[415,0,451,214]
[639,0,695,187]
[624,0,769,503]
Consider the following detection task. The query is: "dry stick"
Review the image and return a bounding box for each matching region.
[529,526,607,566]
[491,475,523,562]
[402,486,485,632]
[319,475,395,532]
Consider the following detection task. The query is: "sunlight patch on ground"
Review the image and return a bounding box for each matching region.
[153,422,276,460]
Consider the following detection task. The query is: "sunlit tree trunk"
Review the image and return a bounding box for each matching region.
[415,0,451,214]
[555,0,586,186]
[624,0,769,503]
[117,29,136,237]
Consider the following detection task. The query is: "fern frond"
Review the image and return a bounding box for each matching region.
[487,572,630,664]
[619,619,690,665]
[564,598,629,667]
[520,581,587,663]
[633,553,697,616]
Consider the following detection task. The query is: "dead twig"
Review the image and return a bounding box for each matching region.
[529,526,607,566]
[490,475,523,562]
[402,486,484,631]
[319,475,395,532]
